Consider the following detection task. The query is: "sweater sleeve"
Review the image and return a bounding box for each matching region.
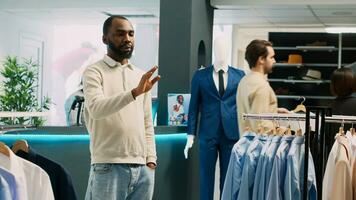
[143,91,157,164]
[83,67,136,120]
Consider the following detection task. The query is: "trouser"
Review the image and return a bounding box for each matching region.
[199,129,237,200]
[85,163,155,200]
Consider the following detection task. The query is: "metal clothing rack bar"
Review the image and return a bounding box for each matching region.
[242,113,356,124]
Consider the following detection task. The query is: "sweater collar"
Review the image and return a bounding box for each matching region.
[103,55,133,70]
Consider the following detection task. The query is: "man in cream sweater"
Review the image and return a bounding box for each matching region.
[237,39,289,134]
[83,16,160,200]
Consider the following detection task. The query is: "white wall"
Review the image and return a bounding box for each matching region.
[0,11,54,122]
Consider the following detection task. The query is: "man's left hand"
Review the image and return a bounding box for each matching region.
[147,162,156,170]
[277,107,290,114]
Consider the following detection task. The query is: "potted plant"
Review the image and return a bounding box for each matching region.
[0,56,51,126]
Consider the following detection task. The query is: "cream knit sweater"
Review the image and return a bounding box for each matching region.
[83,55,156,165]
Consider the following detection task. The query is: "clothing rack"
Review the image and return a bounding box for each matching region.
[242,108,356,200]
[242,113,356,124]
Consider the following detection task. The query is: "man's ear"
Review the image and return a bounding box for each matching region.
[102,35,108,45]
[257,56,265,65]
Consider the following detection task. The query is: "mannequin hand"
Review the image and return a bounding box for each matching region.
[184,135,195,159]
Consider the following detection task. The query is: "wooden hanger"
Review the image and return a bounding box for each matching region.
[296,129,303,136]
[0,142,10,157]
[338,127,345,136]
[257,124,264,134]
[292,96,306,113]
[286,126,292,136]
[277,127,285,136]
[12,140,29,154]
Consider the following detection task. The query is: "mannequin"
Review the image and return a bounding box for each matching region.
[185,36,245,200]
[184,37,229,158]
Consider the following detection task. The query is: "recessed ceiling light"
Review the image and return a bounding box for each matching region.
[325,27,356,33]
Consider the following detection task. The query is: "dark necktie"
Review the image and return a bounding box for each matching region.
[218,70,225,97]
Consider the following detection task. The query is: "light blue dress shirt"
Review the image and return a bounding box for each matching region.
[253,135,283,200]
[0,175,11,200]
[284,136,317,200]
[252,135,273,200]
[0,167,17,200]
[237,134,269,200]
[266,135,295,200]
[221,132,256,200]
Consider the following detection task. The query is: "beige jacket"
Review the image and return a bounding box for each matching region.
[324,135,353,200]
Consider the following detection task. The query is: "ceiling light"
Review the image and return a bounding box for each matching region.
[332,11,353,16]
[325,27,356,33]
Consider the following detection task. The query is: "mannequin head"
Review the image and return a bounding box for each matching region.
[213,36,229,69]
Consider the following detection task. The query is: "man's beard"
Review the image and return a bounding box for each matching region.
[264,66,273,74]
[108,40,134,59]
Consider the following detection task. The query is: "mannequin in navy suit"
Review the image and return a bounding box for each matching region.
[185,37,245,200]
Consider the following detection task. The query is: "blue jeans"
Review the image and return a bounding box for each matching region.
[85,164,155,200]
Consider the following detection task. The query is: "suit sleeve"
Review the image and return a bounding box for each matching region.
[187,71,201,136]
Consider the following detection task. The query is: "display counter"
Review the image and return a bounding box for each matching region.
[0,126,197,200]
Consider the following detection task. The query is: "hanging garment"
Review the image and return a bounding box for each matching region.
[252,135,273,200]
[0,168,15,200]
[352,158,356,199]
[0,168,19,199]
[283,136,317,200]
[266,135,295,200]
[237,134,269,200]
[253,135,283,200]
[16,149,77,200]
[0,146,54,200]
[323,135,353,200]
[222,131,256,200]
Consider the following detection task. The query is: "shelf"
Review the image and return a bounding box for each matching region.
[274,46,338,52]
[342,47,356,51]
[276,95,335,100]
[274,47,299,50]
[273,63,339,68]
[296,46,337,52]
[269,79,331,84]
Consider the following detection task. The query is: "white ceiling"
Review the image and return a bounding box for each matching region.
[1,0,356,27]
[213,1,356,27]
[0,0,160,25]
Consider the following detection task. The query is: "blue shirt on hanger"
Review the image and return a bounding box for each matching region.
[266,135,295,200]
[221,132,256,200]
[284,136,317,200]
[237,134,269,200]
[0,175,12,200]
[253,135,282,200]
[0,167,17,200]
[252,135,273,200]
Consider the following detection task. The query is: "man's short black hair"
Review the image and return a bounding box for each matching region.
[103,15,129,35]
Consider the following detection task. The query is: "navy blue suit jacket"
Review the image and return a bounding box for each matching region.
[188,66,245,140]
